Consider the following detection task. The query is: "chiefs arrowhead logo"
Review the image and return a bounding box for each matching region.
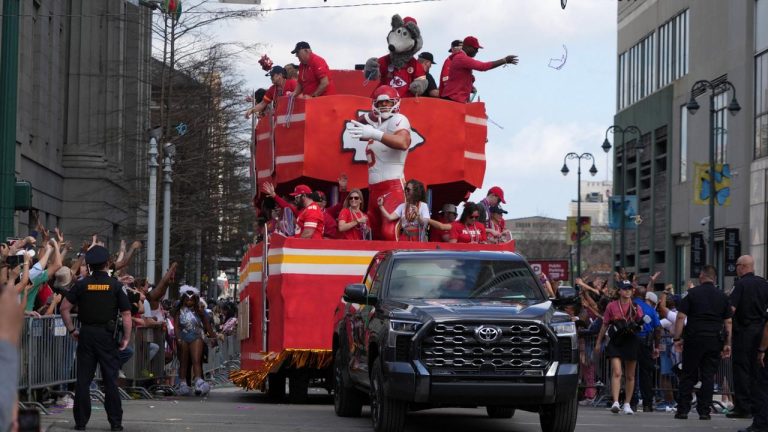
[341,110,425,163]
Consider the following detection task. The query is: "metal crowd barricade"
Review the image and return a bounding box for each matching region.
[577,333,734,410]
[17,315,79,413]
[203,333,240,384]
[116,325,170,399]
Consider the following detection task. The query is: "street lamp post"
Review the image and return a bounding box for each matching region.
[602,125,643,269]
[162,142,175,276]
[686,80,741,265]
[561,152,598,279]
[146,127,162,283]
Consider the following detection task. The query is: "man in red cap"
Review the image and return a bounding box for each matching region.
[441,36,519,103]
[478,186,506,228]
[290,185,325,239]
[291,41,336,98]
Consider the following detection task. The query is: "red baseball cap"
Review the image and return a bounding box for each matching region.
[290,184,312,196]
[488,186,506,203]
[463,36,483,50]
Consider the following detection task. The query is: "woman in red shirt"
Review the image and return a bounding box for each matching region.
[448,202,487,244]
[593,281,645,415]
[337,189,370,240]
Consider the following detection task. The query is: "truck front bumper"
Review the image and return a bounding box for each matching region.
[383,360,578,405]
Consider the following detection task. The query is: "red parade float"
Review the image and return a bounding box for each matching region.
[231,70,515,400]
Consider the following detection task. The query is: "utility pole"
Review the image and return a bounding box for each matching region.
[0,0,20,241]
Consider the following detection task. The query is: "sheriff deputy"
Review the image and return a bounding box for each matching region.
[60,245,132,431]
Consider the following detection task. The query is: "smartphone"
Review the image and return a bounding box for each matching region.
[17,407,40,432]
[5,255,21,267]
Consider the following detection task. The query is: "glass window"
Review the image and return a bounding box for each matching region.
[757,0,768,53]
[755,51,768,159]
[714,92,729,164]
[680,105,688,182]
[387,258,545,301]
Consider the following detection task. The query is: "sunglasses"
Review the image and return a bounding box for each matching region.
[349,196,361,201]
[405,187,413,192]
[468,213,480,219]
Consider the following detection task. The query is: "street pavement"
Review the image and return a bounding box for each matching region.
[41,385,753,432]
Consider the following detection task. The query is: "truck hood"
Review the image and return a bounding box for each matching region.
[383,298,555,323]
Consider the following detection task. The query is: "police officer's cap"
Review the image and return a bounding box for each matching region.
[85,245,110,265]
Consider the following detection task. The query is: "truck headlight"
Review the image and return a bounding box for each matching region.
[390,320,422,333]
[551,321,576,336]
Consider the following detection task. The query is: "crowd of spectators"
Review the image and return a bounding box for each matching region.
[547,268,737,415]
[0,219,239,420]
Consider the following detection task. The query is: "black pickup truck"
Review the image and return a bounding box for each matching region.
[332,250,579,432]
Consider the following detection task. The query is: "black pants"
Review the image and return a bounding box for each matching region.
[732,323,763,414]
[631,339,655,407]
[752,361,768,430]
[74,326,122,428]
[676,336,722,415]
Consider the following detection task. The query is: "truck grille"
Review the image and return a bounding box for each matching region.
[420,322,552,372]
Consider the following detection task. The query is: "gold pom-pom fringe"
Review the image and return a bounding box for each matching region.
[230,349,333,391]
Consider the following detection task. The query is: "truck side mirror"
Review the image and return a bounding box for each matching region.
[343,283,370,304]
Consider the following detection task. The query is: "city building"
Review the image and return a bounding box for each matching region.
[6,0,152,247]
[567,180,612,226]
[507,216,612,280]
[615,0,766,290]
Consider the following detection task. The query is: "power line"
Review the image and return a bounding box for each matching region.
[0,0,445,17]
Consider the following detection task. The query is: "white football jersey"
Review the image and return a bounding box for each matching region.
[365,113,411,184]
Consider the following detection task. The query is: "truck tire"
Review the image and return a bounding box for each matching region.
[288,370,310,404]
[539,393,578,432]
[266,373,286,401]
[370,358,407,432]
[333,353,364,417]
[486,406,515,418]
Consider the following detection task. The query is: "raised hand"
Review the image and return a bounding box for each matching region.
[348,120,383,141]
[54,227,64,243]
[261,182,276,198]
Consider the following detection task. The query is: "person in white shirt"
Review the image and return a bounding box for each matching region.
[377,179,430,242]
[348,85,412,241]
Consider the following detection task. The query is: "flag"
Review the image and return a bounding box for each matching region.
[694,163,731,206]
[566,216,591,246]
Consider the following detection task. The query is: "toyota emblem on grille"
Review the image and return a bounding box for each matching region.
[475,325,502,343]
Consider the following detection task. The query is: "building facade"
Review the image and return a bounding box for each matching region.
[616,0,765,290]
[567,180,612,226]
[2,0,152,247]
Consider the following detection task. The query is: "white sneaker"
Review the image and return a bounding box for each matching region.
[611,401,621,413]
[177,382,191,396]
[194,377,205,396]
[622,403,634,415]
[199,380,211,396]
[118,370,126,379]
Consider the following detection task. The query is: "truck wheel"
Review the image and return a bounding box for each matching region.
[370,358,407,432]
[333,353,364,417]
[486,406,515,418]
[288,370,310,404]
[266,373,286,401]
[539,393,578,432]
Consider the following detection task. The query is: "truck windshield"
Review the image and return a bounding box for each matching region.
[387,258,544,301]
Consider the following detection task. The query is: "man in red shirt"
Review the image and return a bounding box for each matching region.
[441,36,519,103]
[291,184,325,239]
[428,203,458,242]
[245,66,297,119]
[438,40,463,96]
[291,41,336,98]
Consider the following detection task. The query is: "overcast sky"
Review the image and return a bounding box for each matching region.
[203,0,617,220]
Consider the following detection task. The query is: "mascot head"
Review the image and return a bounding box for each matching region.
[387,15,423,55]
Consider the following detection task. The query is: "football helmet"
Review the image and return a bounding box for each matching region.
[371,85,400,120]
